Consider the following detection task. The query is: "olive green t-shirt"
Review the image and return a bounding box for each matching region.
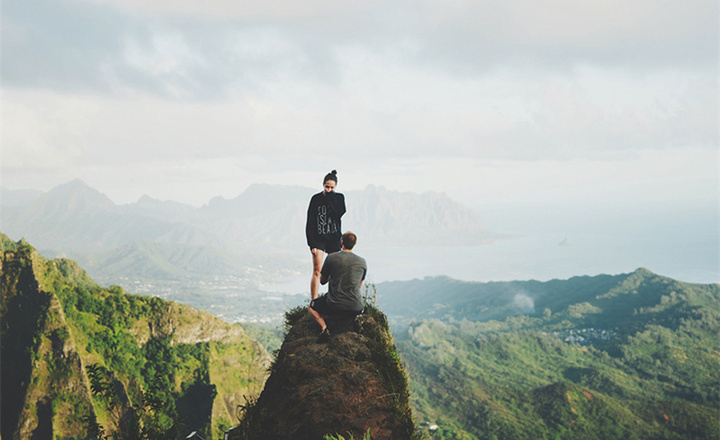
[321,251,367,312]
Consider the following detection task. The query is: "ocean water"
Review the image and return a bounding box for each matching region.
[264,201,718,295]
[265,234,717,297]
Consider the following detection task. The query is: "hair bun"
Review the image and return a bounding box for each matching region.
[324,170,338,183]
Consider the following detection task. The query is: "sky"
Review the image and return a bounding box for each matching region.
[2,0,718,211]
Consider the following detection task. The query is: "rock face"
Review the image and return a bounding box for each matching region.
[235,307,415,440]
[1,240,96,440]
[0,235,271,440]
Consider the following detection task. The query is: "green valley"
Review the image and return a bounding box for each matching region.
[380,271,719,439]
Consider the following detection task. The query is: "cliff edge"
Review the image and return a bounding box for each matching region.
[233,305,415,440]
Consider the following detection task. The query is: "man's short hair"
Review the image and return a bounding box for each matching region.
[341,232,357,250]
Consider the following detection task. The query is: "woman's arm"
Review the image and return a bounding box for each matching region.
[327,192,346,218]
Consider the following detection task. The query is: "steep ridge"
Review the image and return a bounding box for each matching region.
[1,238,95,439]
[0,235,270,440]
[233,306,416,440]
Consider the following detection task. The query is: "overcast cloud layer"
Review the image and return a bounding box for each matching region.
[2,0,718,207]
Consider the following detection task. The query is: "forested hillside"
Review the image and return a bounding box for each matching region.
[0,235,270,440]
[382,271,719,439]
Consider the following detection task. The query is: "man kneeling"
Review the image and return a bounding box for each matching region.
[308,231,367,342]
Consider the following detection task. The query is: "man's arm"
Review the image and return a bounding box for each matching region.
[320,258,330,285]
[359,265,366,289]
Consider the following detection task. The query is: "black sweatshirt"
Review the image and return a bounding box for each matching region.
[306,191,346,249]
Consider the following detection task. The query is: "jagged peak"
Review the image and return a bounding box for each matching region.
[631,267,655,277]
[234,305,415,440]
[50,178,99,196]
[43,179,117,210]
[136,194,156,203]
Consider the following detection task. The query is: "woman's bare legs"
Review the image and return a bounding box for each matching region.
[310,248,325,300]
[308,304,327,332]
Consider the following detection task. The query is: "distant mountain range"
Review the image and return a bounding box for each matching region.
[377,268,718,332]
[1,180,507,287]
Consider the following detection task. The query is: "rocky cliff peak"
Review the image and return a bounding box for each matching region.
[233,305,415,440]
[1,234,271,440]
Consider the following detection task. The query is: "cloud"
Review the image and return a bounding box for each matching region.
[78,0,379,22]
[513,292,535,314]
[2,0,126,92]
[77,0,717,60]
[4,62,714,180]
[410,0,717,69]
[4,0,716,99]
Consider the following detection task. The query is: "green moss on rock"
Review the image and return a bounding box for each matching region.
[235,305,416,440]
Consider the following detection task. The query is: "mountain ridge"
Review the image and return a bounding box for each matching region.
[384,268,719,439]
[1,234,270,439]
[2,180,504,252]
[376,268,719,328]
[1,180,507,303]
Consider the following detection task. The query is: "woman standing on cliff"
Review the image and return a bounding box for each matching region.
[306,170,346,301]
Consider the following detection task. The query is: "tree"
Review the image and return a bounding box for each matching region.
[84,363,185,440]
